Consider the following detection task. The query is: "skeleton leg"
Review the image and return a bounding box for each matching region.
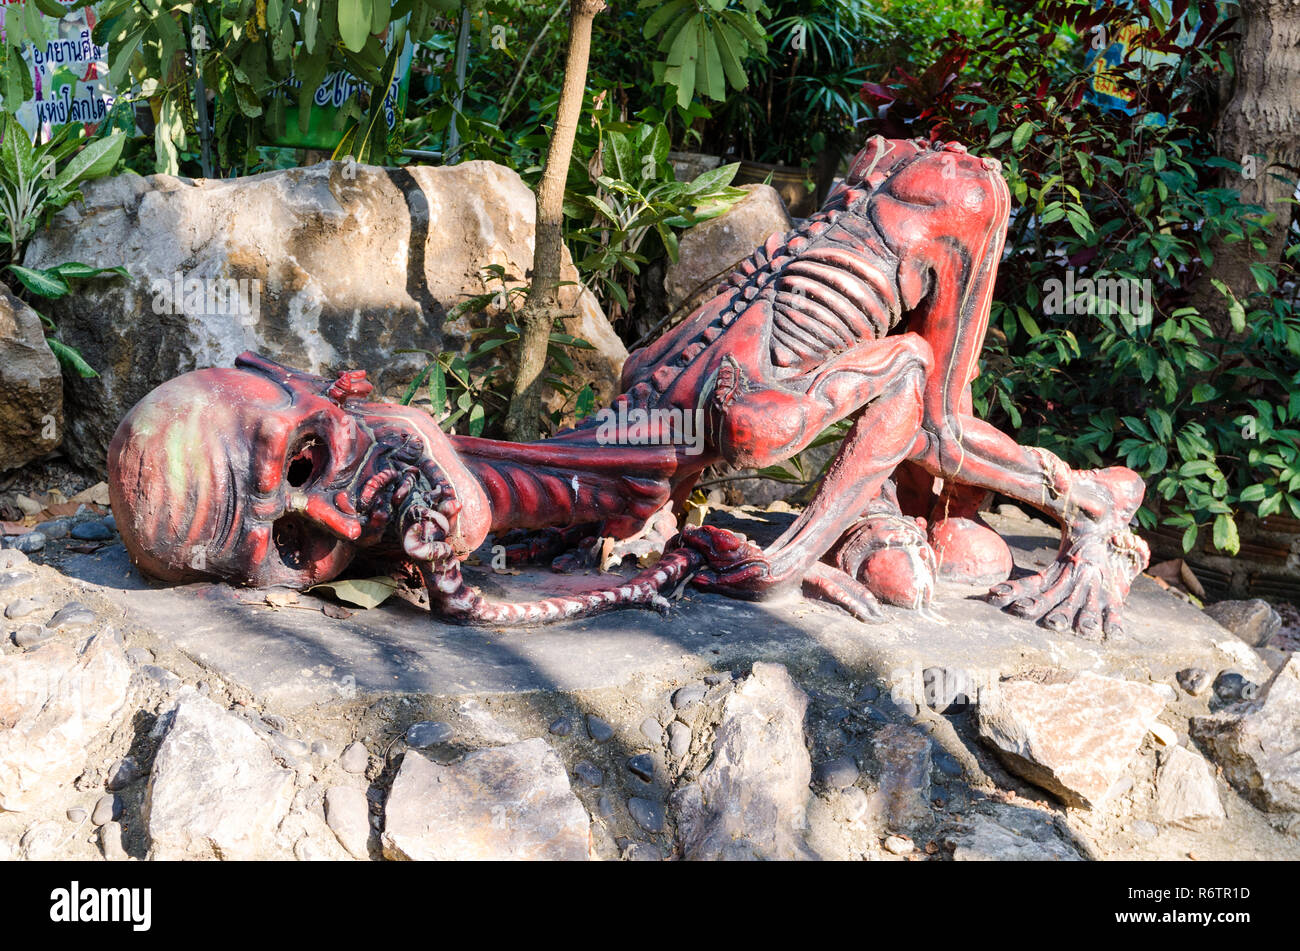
[683,332,932,619]
[899,169,1148,639]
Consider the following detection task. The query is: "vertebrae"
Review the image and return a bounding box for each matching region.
[658,183,906,383]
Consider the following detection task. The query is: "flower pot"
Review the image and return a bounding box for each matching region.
[732,160,820,218]
[668,151,722,183]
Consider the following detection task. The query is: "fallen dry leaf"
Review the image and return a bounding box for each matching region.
[14,495,42,517]
[71,482,111,506]
[42,501,83,518]
[321,602,353,620]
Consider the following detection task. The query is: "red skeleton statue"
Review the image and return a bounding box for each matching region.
[108,137,1150,640]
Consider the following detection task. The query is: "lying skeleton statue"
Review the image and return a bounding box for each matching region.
[108,137,1150,640]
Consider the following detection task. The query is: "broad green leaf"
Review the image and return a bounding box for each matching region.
[48,133,125,195]
[338,0,373,53]
[8,265,69,298]
[1212,513,1239,555]
[46,337,98,378]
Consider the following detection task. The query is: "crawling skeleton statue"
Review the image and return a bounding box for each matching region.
[108,136,1149,640]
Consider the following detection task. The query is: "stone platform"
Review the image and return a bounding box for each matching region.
[4,509,1292,863]
[59,512,1261,715]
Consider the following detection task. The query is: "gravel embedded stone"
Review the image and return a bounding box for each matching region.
[13,624,51,648]
[71,520,115,541]
[574,761,603,787]
[1177,667,1211,696]
[672,685,706,710]
[815,755,859,789]
[548,717,572,737]
[271,732,311,760]
[10,532,45,553]
[91,793,120,827]
[0,570,34,593]
[627,754,655,783]
[667,721,691,758]
[125,647,154,666]
[106,756,143,790]
[1213,671,1256,703]
[47,602,97,630]
[934,751,964,778]
[627,797,664,834]
[99,821,129,861]
[405,720,453,749]
[340,741,369,774]
[639,717,663,744]
[34,519,71,539]
[66,806,88,823]
[586,714,614,743]
[4,596,47,620]
[884,834,913,855]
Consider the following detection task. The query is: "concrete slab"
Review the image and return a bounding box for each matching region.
[58,513,1257,714]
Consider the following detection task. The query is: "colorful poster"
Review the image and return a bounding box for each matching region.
[271,21,414,152]
[0,1,114,138]
[1083,0,1203,118]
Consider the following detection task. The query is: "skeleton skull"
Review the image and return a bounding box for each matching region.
[108,352,491,587]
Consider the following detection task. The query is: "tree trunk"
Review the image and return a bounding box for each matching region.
[503,0,605,443]
[1206,0,1300,306]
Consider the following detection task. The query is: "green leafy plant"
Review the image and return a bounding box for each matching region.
[568,118,746,317]
[93,0,452,175]
[0,110,128,377]
[637,0,769,109]
[861,0,1298,555]
[699,0,883,166]
[0,112,125,263]
[400,265,597,436]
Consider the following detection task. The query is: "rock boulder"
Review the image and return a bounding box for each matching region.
[0,630,131,810]
[1191,654,1300,814]
[977,671,1166,809]
[24,161,626,470]
[0,284,62,471]
[671,662,818,860]
[381,737,590,861]
[144,692,296,859]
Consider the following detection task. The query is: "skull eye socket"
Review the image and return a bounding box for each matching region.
[286,436,327,488]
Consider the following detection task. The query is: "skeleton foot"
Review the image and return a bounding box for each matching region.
[679,524,885,620]
[831,511,936,609]
[677,524,783,598]
[988,470,1149,640]
[803,562,885,622]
